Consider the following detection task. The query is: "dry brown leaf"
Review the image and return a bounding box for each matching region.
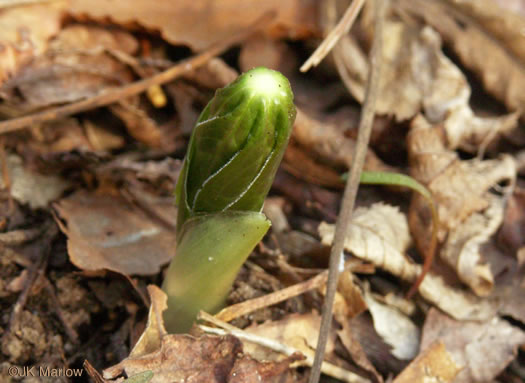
[349,313,407,375]
[337,321,383,383]
[272,170,340,220]
[336,13,518,146]
[498,272,525,325]
[362,288,419,361]
[239,34,298,77]
[229,354,303,383]
[243,312,336,363]
[0,1,66,86]
[381,293,416,317]
[4,25,137,110]
[105,333,243,382]
[293,108,393,172]
[83,119,126,151]
[106,287,301,382]
[498,187,525,254]
[336,271,367,320]
[24,118,92,154]
[0,153,70,209]
[262,197,290,234]
[54,189,176,276]
[494,0,525,17]
[109,101,167,149]
[408,114,516,242]
[400,0,525,117]
[182,58,238,90]
[393,341,460,383]
[129,285,167,358]
[421,308,525,383]
[440,194,504,297]
[68,0,319,51]
[319,203,498,320]
[283,142,345,189]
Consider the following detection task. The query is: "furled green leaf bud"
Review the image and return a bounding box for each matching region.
[163,68,296,333]
[175,67,296,237]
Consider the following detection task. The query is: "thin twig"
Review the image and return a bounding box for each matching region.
[307,0,385,382]
[216,270,328,322]
[0,12,275,135]
[215,260,371,323]
[300,0,366,72]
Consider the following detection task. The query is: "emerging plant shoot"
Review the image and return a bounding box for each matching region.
[162,67,296,332]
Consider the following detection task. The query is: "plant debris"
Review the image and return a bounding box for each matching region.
[1,0,525,382]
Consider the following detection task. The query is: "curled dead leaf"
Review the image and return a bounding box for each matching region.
[441,195,504,296]
[363,288,419,361]
[400,0,525,118]
[408,114,516,242]
[319,203,498,320]
[336,12,518,147]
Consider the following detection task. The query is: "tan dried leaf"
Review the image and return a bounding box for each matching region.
[5,25,137,109]
[83,119,126,151]
[400,0,525,116]
[337,321,383,383]
[441,194,504,296]
[283,142,345,189]
[363,288,419,361]
[0,1,66,86]
[408,114,516,241]
[54,190,176,276]
[319,203,498,320]
[421,308,525,383]
[239,35,298,77]
[243,312,336,362]
[336,270,367,320]
[110,101,166,149]
[336,15,518,148]
[0,154,71,209]
[393,341,460,383]
[129,285,168,358]
[293,108,393,172]
[68,0,318,51]
[104,333,243,382]
[27,118,92,154]
[106,288,300,382]
[498,187,525,254]
[182,58,238,89]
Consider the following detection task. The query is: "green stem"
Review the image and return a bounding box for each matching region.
[162,211,270,333]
